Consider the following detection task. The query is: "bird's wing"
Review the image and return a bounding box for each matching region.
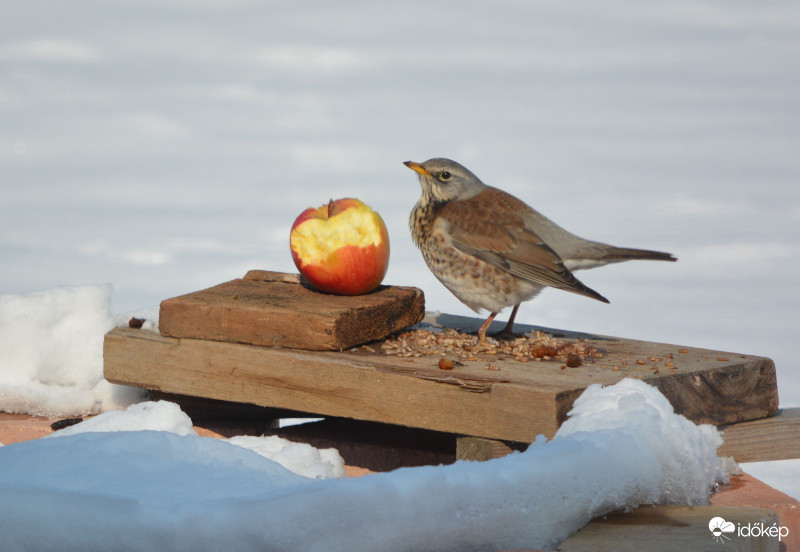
[439,188,609,303]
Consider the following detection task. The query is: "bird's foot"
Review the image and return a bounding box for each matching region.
[487,304,521,341]
[489,327,519,341]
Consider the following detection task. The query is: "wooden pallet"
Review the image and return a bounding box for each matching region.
[104,272,779,444]
[104,326,777,442]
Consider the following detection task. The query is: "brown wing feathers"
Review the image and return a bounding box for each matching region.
[440,189,609,303]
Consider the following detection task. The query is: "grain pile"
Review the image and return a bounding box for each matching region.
[380,328,602,367]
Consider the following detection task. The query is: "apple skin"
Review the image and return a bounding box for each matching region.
[290,198,390,295]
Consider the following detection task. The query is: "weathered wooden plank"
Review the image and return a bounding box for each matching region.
[558,505,781,551]
[104,328,563,442]
[104,310,779,442]
[158,270,425,351]
[424,313,779,427]
[719,408,800,463]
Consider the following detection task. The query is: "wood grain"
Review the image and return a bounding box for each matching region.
[105,328,563,442]
[105,310,779,442]
[158,270,425,351]
[456,436,526,461]
[718,408,800,462]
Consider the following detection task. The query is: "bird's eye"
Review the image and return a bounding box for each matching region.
[440,171,452,181]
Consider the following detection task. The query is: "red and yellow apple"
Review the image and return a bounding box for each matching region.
[290,198,390,295]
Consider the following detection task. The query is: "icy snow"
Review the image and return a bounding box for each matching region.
[0,285,145,417]
[45,399,346,480]
[45,400,198,438]
[0,379,732,552]
[227,435,346,480]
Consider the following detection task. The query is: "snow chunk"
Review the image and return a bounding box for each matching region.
[1,431,313,510]
[47,401,344,479]
[228,435,345,479]
[0,285,146,416]
[47,400,197,438]
[554,378,730,507]
[0,379,733,551]
[46,400,345,479]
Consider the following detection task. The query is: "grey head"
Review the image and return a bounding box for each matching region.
[404,158,487,203]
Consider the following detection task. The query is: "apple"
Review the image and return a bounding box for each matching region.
[290,198,390,295]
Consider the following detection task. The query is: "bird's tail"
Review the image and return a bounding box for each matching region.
[599,246,677,263]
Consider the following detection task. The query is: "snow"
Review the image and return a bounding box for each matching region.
[227,435,346,480]
[0,379,732,551]
[0,285,146,417]
[45,400,346,480]
[45,399,197,437]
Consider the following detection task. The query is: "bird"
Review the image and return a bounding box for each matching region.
[404,157,677,342]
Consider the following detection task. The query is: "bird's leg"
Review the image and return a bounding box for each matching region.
[491,304,520,340]
[476,312,499,343]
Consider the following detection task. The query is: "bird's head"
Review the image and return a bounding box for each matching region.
[404,158,486,203]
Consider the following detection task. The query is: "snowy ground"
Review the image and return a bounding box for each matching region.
[1,0,798,526]
[0,380,732,551]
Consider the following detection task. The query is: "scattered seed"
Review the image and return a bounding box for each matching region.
[438,358,454,370]
[380,328,601,365]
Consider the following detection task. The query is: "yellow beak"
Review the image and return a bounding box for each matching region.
[404,161,431,177]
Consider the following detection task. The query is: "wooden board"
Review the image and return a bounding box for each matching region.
[158,270,425,351]
[105,313,778,443]
[558,505,781,551]
[718,408,800,463]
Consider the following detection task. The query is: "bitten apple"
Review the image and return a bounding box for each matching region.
[290,198,390,295]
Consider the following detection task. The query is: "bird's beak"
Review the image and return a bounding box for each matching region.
[404,161,431,177]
